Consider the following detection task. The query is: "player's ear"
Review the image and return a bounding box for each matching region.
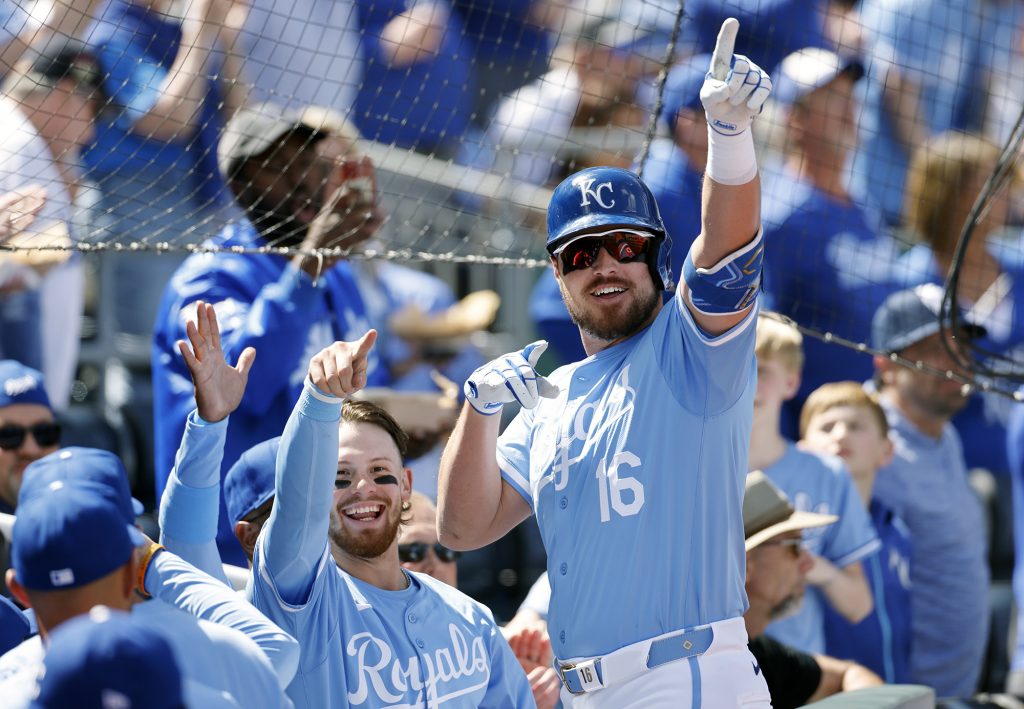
[120,560,135,604]
[878,436,895,469]
[401,467,413,504]
[873,355,895,386]
[782,367,801,400]
[6,569,30,609]
[235,521,260,559]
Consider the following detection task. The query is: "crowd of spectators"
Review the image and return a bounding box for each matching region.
[2,0,1024,705]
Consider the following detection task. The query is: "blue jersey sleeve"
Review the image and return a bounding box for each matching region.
[496,405,538,509]
[259,380,343,605]
[820,460,881,567]
[158,410,231,586]
[146,549,299,692]
[653,288,759,416]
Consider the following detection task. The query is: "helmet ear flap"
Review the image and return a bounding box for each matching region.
[646,234,675,292]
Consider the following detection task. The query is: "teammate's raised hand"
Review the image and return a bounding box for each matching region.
[464,341,560,416]
[178,300,256,423]
[700,18,772,136]
[308,330,378,398]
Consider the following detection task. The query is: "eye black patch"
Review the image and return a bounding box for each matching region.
[374,474,399,486]
[334,479,351,489]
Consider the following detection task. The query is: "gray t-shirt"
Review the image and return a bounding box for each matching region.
[873,399,989,697]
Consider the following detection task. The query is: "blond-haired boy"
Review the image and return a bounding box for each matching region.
[749,315,879,654]
[801,381,912,683]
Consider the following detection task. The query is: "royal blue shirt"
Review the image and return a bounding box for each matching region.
[682,0,829,74]
[354,0,475,154]
[151,220,385,564]
[850,0,992,225]
[82,0,228,205]
[1003,401,1024,673]
[761,167,900,436]
[824,498,913,684]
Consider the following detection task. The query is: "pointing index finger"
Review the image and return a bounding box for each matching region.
[354,329,378,358]
[711,17,739,81]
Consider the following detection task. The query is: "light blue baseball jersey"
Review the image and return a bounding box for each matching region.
[763,445,881,654]
[248,382,535,708]
[874,397,989,697]
[498,287,760,661]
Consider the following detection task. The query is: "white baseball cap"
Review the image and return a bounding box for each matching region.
[772,47,865,107]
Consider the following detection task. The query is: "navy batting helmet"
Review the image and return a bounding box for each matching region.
[546,167,675,291]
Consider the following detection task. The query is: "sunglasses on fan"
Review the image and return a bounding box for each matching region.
[553,229,654,275]
[0,422,62,451]
[398,542,462,564]
[0,420,60,448]
[759,537,807,559]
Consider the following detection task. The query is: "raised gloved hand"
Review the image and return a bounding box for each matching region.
[700,18,773,137]
[464,341,560,416]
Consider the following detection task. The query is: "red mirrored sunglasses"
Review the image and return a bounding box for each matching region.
[554,229,654,275]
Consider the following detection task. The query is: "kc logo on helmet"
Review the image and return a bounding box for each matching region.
[574,177,615,209]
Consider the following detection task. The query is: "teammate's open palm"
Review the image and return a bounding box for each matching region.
[464,341,560,415]
[308,330,378,398]
[177,300,256,423]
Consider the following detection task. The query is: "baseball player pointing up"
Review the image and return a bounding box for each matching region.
[438,19,773,708]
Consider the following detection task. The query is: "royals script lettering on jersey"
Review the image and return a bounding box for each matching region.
[498,288,760,660]
[346,623,488,705]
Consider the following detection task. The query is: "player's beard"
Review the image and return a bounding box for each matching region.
[237,185,312,249]
[559,275,660,343]
[328,501,402,560]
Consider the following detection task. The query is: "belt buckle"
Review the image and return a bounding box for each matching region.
[558,662,585,695]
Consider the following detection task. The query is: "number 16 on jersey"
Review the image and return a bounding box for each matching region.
[595,452,645,522]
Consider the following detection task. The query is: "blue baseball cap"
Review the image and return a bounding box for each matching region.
[0,595,32,655]
[224,437,279,525]
[31,606,184,709]
[772,47,865,107]
[659,54,712,132]
[12,484,144,591]
[0,360,50,410]
[872,283,987,353]
[19,447,143,519]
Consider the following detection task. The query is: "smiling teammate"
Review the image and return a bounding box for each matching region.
[246,332,534,707]
[438,19,774,707]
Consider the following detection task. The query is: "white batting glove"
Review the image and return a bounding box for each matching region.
[464,341,560,416]
[700,18,772,136]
